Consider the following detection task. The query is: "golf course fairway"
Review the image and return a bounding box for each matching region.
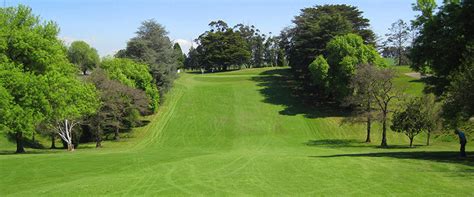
[0,67,473,196]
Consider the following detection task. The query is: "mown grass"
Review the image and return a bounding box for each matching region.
[0,67,472,196]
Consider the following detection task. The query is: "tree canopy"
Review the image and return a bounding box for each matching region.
[67,41,100,75]
[286,4,375,83]
[391,97,425,147]
[309,34,386,100]
[100,58,159,112]
[117,19,179,94]
[87,69,149,146]
[0,5,99,152]
[410,0,474,90]
[173,43,186,69]
[194,20,251,71]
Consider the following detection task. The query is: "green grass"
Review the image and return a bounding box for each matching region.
[0,67,473,196]
[392,65,426,96]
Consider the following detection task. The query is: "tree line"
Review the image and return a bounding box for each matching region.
[279,1,473,147]
[0,5,183,153]
[185,20,286,72]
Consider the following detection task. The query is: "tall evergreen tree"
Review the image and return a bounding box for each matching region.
[286,4,375,85]
[117,19,179,94]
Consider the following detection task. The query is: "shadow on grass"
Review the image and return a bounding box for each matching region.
[251,68,350,118]
[186,68,241,75]
[305,139,368,148]
[4,133,45,149]
[0,149,63,155]
[312,151,474,167]
[306,138,431,149]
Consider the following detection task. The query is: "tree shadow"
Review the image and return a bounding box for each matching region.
[251,68,350,118]
[311,151,474,167]
[305,139,368,148]
[4,133,45,149]
[305,139,425,149]
[0,149,63,155]
[186,69,241,75]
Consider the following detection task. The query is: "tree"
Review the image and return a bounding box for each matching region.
[87,69,149,146]
[184,47,200,70]
[67,41,100,75]
[100,58,159,112]
[44,71,99,151]
[308,55,330,91]
[318,34,386,99]
[195,20,251,71]
[371,69,398,147]
[173,43,186,69]
[117,19,179,94]
[344,64,380,143]
[286,5,375,85]
[234,23,265,67]
[0,5,97,153]
[410,0,473,91]
[419,94,441,145]
[442,45,474,127]
[412,0,437,27]
[384,19,410,66]
[391,98,425,147]
[276,48,286,66]
[0,65,49,153]
[263,35,278,66]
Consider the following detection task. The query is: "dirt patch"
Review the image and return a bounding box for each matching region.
[405,72,421,79]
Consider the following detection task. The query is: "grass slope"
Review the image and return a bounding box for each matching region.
[0,67,473,196]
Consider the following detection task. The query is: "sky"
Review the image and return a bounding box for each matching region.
[5,0,442,57]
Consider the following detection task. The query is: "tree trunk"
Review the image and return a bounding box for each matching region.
[96,125,102,148]
[83,69,87,75]
[96,136,102,148]
[50,134,56,149]
[114,126,120,141]
[67,143,74,151]
[398,48,402,66]
[380,113,388,148]
[365,98,371,143]
[426,130,431,146]
[366,118,371,143]
[16,132,25,153]
[32,132,35,142]
[409,137,413,147]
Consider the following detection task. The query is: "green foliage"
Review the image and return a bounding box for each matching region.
[67,41,100,75]
[391,98,425,147]
[0,5,74,75]
[0,5,99,152]
[276,48,286,66]
[324,34,386,99]
[443,49,474,127]
[412,0,437,26]
[308,55,329,90]
[100,58,159,112]
[384,19,410,66]
[286,4,375,83]
[195,20,251,71]
[117,19,178,93]
[410,0,473,90]
[234,23,266,68]
[173,43,186,69]
[43,71,99,122]
[87,69,150,144]
[184,47,200,70]
[0,65,49,138]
